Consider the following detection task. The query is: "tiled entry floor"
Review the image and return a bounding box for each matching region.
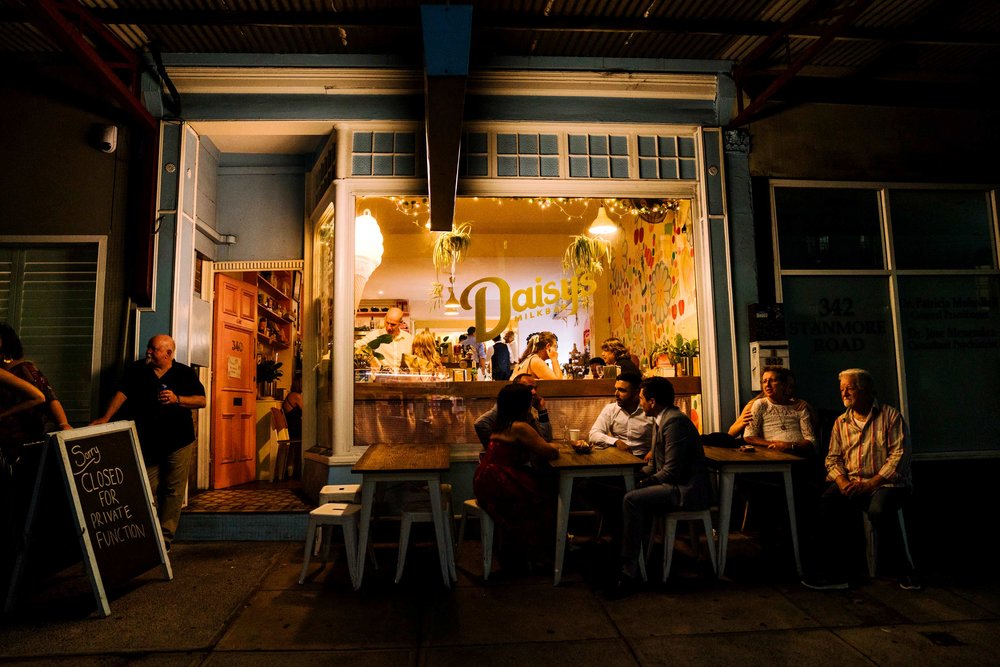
[184,481,312,513]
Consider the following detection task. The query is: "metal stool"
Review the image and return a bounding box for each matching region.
[646,509,718,582]
[863,508,915,577]
[320,483,361,504]
[395,484,456,583]
[298,502,361,589]
[457,498,495,581]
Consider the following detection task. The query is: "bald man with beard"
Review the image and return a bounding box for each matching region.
[93,335,205,549]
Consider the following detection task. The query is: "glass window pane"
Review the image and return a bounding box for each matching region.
[774,187,883,270]
[782,276,899,417]
[638,135,655,157]
[898,275,1000,454]
[639,158,657,179]
[657,136,676,157]
[590,156,609,178]
[539,134,559,155]
[347,196,704,444]
[569,156,588,177]
[540,157,560,177]
[372,132,394,153]
[518,133,538,154]
[890,189,995,269]
[589,135,608,155]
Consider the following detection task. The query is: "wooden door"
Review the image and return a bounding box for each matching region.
[211,273,257,488]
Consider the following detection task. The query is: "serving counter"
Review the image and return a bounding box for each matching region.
[352,377,702,447]
[303,376,701,504]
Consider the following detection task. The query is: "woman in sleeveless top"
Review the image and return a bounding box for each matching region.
[473,383,559,572]
[511,331,563,380]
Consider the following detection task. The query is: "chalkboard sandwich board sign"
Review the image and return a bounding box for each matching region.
[4,421,172,618]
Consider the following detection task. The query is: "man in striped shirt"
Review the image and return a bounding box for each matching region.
[802,368,920,590]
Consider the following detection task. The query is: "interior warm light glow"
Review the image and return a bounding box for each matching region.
[587,206,618,236]
[354,209,384,311]
[444,287,461,314]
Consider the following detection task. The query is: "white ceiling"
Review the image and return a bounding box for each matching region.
[189,120,334,154]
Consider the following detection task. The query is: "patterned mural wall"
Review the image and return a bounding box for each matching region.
[607,200,698,362]
[607,200,701,429]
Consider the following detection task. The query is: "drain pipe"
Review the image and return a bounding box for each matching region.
[195,218,238,245]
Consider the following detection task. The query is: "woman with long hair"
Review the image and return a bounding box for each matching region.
[404,329,444,374]
[473,383,560,572]
[511,331,563,380]
[599,337,641,375]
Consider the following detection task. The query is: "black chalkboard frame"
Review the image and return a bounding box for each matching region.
[4,421,172,618]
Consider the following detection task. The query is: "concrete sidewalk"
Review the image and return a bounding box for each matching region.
[2,537,999,666]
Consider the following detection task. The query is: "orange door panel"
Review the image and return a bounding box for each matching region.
[212,274,257,488]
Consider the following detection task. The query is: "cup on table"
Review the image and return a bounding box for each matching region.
[567,428,581,441]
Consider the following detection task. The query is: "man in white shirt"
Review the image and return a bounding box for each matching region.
[356,307,412,370]
[588,372,653,458]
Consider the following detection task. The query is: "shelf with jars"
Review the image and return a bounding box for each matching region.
[250,270,300,353]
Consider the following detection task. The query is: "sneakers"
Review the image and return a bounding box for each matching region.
[801,577,848,591]
[898,573,923,591]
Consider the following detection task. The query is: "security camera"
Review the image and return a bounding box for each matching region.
[99,125,118,153]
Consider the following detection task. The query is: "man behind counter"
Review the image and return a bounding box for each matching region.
[355,307,412,370]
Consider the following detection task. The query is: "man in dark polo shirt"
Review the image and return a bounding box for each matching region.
[93,334,206,549]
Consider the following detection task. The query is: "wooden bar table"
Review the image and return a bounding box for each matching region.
[703,445,803,578]
[549,443,645,586]
[352,442,454,587]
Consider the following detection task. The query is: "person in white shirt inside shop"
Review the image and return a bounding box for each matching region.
[355,307,413,370]
[587,372,653,458]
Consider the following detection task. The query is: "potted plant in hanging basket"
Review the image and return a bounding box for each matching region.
[256,358,283,398]
[562,234,611,276]
[429,223,473,310]
[561,235,611,317]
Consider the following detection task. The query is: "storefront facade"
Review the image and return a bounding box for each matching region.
[146,62,747,489]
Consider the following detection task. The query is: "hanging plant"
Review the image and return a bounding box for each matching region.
[563,234,611,276]
[430,223,473,310]
[431,223,473,273]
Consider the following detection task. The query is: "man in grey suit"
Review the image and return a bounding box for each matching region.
[611,376,711,597]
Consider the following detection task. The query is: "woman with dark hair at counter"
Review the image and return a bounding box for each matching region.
[511,331,563,380]
[473,383,559,573]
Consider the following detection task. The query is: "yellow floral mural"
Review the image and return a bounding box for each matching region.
[607,199,697,364]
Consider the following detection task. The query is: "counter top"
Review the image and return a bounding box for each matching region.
[353,376,701,399]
